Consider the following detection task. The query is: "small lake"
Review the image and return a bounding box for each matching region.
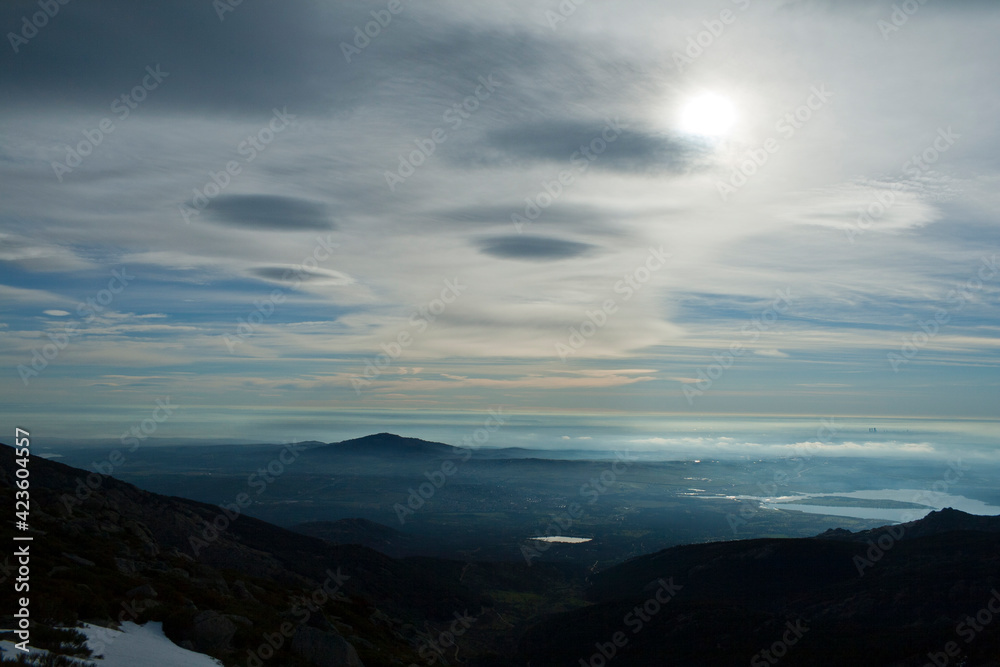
[529,536,593,543]
[704,488,1000,523]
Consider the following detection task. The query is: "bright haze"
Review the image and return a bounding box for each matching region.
[1,0,998,446]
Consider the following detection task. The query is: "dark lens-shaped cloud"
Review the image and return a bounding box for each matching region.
[478,236,594,261]
[207,195,333,231]
[250,266,351,285]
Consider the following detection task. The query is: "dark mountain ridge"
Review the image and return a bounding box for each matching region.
[818,506,1000,542]
[309,432,462,457]
[521,509,1000,666]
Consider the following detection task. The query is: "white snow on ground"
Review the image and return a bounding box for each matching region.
[1,622,222,666]
[0,639,59,664]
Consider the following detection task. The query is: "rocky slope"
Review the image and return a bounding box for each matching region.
[520,509,1000,666]
[0,443,555,666]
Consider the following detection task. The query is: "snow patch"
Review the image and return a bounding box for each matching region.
[2,622,222,667]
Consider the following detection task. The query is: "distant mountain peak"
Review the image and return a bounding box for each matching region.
[905,506,1000,534]
[365,432,422,442]
[314,432,459,456]
[927,506,964,517]
[817,506,1000,543]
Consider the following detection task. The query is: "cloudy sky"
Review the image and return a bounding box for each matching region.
[1,0,998,442]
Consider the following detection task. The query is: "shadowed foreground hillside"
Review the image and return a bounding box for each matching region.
[3,442,1000,666]
[0,443,583,666]
[521,509,1000,666]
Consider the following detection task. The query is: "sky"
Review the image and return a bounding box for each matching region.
[1,0,998,444]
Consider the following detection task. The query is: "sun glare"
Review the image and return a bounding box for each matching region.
[679,93,736,137]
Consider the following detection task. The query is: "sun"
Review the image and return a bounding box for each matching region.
[679,93,736,137]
